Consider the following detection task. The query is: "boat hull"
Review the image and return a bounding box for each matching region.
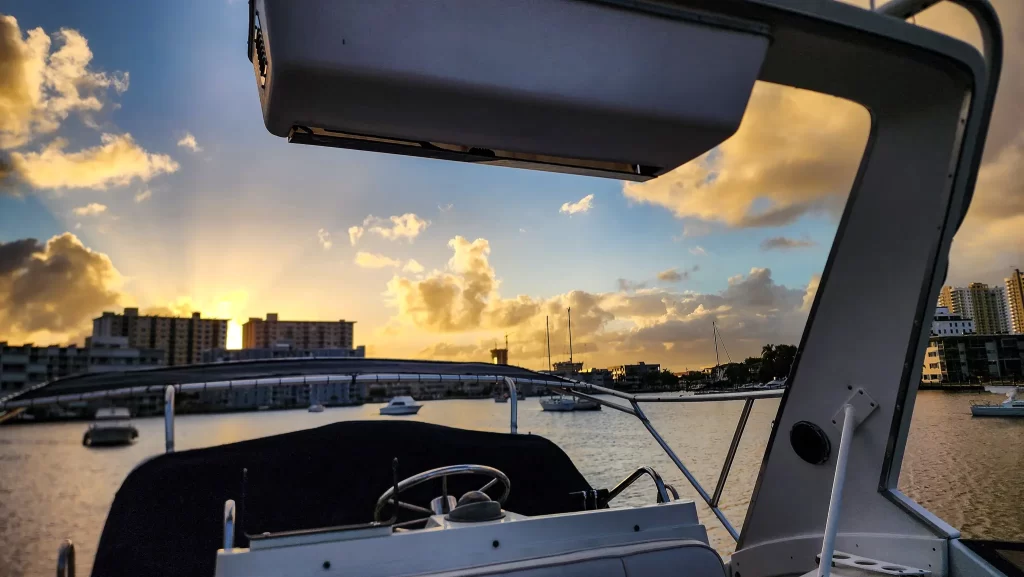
[308,404,325,413]
[540,398,575,412]
[84,426,138,447]
[379,405,422,415]
[971,405,1024,417]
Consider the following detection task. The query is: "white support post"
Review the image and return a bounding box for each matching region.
[164,385,175,454]
[818,404,856,577]
[504,377,518,434]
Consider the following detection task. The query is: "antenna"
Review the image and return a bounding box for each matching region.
[713,321,720,370]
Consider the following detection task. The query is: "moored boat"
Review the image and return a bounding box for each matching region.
[970,387,1024,417]
[82,407,138,447]
[379,396,423,416]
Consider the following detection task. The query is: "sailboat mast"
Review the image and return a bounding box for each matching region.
[546,316,551,371]
[568,307,573,364]
[713,321,720,370]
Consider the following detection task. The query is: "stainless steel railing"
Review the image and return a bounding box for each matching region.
[56,539,75,577]
[530,379,784,542]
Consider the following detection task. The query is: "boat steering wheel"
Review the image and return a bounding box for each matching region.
[373,464,511,522]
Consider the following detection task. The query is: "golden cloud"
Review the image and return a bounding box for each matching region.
[355,251,402,269]
[0,15,128,149]
[10,133,179,190]
[0,233,123,344]
[72,202,107,216]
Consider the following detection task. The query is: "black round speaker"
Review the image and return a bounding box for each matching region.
[790,421,831,465]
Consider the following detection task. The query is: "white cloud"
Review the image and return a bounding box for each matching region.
[355,251,402,269]
[72,202,106,216]
[348,213,430,245]
[760,236,816,251]
[133,188,152,203]
[9,133,179,190]
[348,225,364,246]
[438,203,453,213]
[560,193,594,215]
[0,16,129,149]
[176,132,202,153]
[317,228,333,250]
[689,246,707,257]
[403,259,424,274]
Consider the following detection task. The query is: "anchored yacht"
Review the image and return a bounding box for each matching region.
[82,407,138,447]
[1,1,1018,576]
[379,396,423,416]
[970,387,1024,417]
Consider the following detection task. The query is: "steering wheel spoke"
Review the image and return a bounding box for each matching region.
[374,464,511,523]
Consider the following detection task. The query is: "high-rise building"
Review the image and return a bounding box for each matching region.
[0,337,163,393]
[936,284,1008,334]
[1006,268,1024,334]
[242,313,355,350]
[93,307,229,366]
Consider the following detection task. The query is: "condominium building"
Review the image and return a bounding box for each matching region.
[0,337,163,393]
[1007,268,1024,334]
[937,283,1008,335]
[242,313,355,350]
[611,362,662,389]
[93,307,229,366]
[201,344,366,363]
[921,334,1024,383]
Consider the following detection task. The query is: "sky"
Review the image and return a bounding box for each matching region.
[0,0,1021,372]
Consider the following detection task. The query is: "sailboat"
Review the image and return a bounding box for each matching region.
[541,308,600,412]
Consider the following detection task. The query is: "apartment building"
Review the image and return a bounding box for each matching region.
[0,337,163,393]
[921,334,1024,383]
[937,283,1009,335]
[611,362,662,389]
[242,313,355,350]
[1007,268,1024,334]
[93,308,229,366]
[931,307,974,336]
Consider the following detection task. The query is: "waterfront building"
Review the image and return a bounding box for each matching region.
[921,333,1024,383]
[580,368,614,386]
[0,337,163,393]
[1006,268,1024,334]
[242,313,355,350]
[201,344,366,363]
[93,308,228,366]
[612,362,662,389]
[930,307,974,336]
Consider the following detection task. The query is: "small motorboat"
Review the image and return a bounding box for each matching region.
[379,396,423,416]
[970,387,1024,417]
[83,407,139,447]
[308,404,325,413]
[539,395,575,412]
[494,394,509,403]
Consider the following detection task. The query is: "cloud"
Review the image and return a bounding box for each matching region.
[0,16,129,149]
[9,133,179,190]
[354,251,402,269]
[348,213,430,245]
[133,188,151,203]
[617,278,647,292]
[657,265,699,283]
[560,193,594,215]
[760,236,817,251]
[418,342,482,361]
[71,202,106,216]
[403,259,424,274]
[176,132,202,153]
[0,233,123,344]
[438,203,453,213]
[622,83,868,228]
[801,274,821,312]
[382,235,814,368]
[317,228,332,250]
[689,246,707,257]
[348,225,364,246]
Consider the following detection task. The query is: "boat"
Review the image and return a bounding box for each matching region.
[539,395,574,412]
[970,387,1024,417]
[493,394,509,403]
[82,407,138,447]
[5,2,1018,576]
[379,396,423,416]
[308,404,325,413]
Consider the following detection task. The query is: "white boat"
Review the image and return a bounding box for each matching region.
[540,395,601,412]
[379,396,423,416]
[83,407,138,447]
[308,404,325,413]
[970,387,1024,417]
[10,3,1016,577]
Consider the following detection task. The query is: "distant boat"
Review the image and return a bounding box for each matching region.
[379,396,423,416]
[971,387,1024,417]
[540,395,600,412]
[83,407,138,447]
[308,404,325,413]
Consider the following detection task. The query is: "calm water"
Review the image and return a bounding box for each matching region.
[1,391,1020,577]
